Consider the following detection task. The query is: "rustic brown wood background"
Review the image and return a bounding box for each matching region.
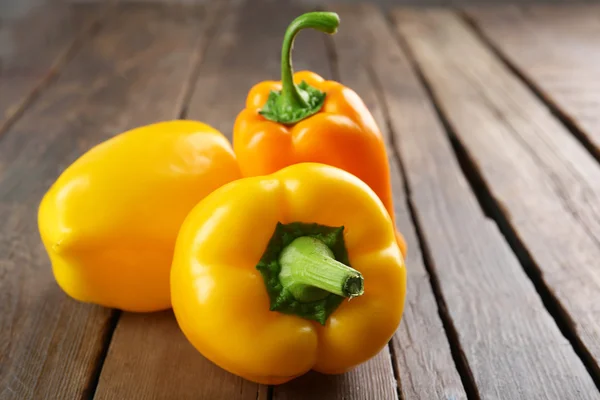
[2,0,600,399]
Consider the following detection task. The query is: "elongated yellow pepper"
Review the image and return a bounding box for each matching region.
[38,120,241,312]
[171,163,406,384]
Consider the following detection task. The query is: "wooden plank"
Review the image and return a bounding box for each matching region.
[394,8,600,385]
[186,1,398,398]
[386,8,600,399]
[327,5,468,400]
[465,5,600,156]
[95,312,261,400]
[0,2,107,133]
[0,4,215,400]
[272,351,396,400]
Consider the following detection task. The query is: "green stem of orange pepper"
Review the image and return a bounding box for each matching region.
[259,12,340,125]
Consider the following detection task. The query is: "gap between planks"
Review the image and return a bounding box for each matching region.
[66,9,126,396]
[87,1,232,398]
[363,14,479,399]
[176,0,229,120]
[321,24,402,400]
[445,90,600,391]
[390,6,600,396]
[460,7,600,168]
[0,3,113,143]
[367,65,475,399]
[375,74,481,399]
[84,311,121,399]
[325,6,468,399]
[456,8,600,388]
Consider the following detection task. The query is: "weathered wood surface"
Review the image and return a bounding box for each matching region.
[394,8,600,389]
[95,312,263,400]
[465,5,600,157]
[273,351,397,400]
[390,8,600,399]
[3,2,600,399]
[328,5,468,400]
[0,2,106,133]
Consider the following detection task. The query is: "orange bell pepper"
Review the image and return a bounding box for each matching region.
[233,12,406,256]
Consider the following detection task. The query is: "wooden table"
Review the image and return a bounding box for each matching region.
[2,1,600,399]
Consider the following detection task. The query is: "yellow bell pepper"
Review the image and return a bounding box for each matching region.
[171,163,406,384]
[38,120,241,312]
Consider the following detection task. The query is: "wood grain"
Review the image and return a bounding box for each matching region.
[0,2,107,133]
[95,312,261,400]
[388,8,600,399]
[0,4,213,399]
[328,5,468,400]
[465,5,600,156]
[273,350,397,400]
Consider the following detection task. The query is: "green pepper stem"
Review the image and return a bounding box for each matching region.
[279,12,339,111]
[279,236,363,302]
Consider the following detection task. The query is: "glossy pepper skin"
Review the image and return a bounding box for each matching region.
[38,120,241,312]
[233,12,406,257]
[171,163,406,384]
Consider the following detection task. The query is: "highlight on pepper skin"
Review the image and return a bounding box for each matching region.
[37,120,241,312]
[170,163,407,385]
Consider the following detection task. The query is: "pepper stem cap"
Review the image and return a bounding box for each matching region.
[279,236,364,302]
[256,222,360,325]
